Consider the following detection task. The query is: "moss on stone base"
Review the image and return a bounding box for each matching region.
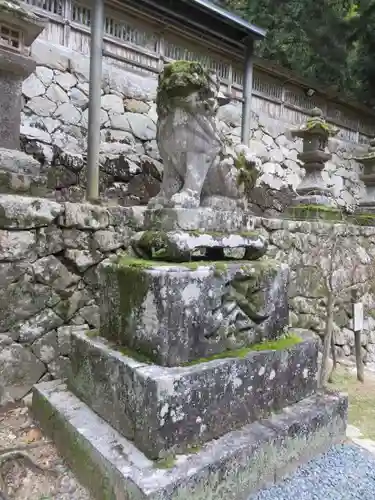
[349,213,375,226]
[288,204,343,221]
[182,333,302,366]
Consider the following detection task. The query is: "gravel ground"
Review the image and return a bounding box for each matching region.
[250,443,375,500]
[0,404,92,500]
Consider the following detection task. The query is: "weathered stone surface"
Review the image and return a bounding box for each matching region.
[131,230,267,262]
[149,61,252,210]
[22,74,45,99]
[99,257,289,366]
[36,225,64,256]
[32,255,80,291]
[0,276,60,333]
[1,340,45,401]
[126,113,156,141]
[33,380,347,500]
[0,195,63,229]
[69,329,318,458]
[31,330,59,363]
[26,96,57,116]
[53,289,89,321]
[54,102,81,125]
[48,356,71,379]
[35,66,54,87]
[55,72,77,90]
[0,230,37,261]
[0,148,41,176]
[92,229,130,252]
[14,309,64,344]
[101,94,124,114]
[61,202,109,229]
[65,248,104,272]
[79,305,100,329]
[143,208,256,232]
[0,170,47,197]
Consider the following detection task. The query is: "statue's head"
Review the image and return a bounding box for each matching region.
[156,61,220,116]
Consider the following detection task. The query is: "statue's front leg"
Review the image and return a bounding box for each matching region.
[171,152,213,208]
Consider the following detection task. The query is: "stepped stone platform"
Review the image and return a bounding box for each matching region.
[68,328,319,459]
[33,380,347,500]
[33,61,348,499]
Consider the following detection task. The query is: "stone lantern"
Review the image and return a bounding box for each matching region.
[291,108,338,206]
[354,139,375,212]
[0,0,46,150]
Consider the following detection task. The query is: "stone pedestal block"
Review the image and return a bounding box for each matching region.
[68,329,319,459]
[33,379,348,500]
[143,208,256,232]
[131,229,268,261]
[99,257,289,366]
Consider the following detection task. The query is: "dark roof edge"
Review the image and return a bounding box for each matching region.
[186,0,267,40]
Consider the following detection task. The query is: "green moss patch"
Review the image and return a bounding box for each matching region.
[157,60,211,115]
[115,345,153,365]
[236,152,260,197]
[153,455,177,469]
[349,213,375,226]
[288,204,343,221]
[183,333,302,366]
[85,330,99,338]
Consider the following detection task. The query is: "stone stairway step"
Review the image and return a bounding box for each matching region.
[32,380,347,500]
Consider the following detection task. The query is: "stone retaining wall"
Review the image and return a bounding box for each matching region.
[1,194,374,404]
[256,217,375,367]
[0,196,144,405]
[19,39,367,213]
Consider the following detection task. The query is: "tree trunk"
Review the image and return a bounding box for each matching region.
[319,296,334,388]
[354,330,365,382]
[328,330,337,383]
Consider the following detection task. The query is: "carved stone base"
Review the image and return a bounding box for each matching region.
[291,193,337,208]
[33,379,347,500]
[143,208,256,232]
[131,230,268,262]
[70,329,317,459]
[98,257,289,366]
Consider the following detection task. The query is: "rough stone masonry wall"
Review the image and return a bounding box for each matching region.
[20,39,368,212]
[256,217,375,369]
[1,195,374,405]
[0,198,144,405]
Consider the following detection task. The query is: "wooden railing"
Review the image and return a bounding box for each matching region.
[24,0,375,144]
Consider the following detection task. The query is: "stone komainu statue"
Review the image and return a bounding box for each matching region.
[148,61,259,210]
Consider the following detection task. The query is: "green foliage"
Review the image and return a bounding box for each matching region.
[221,0,375,106]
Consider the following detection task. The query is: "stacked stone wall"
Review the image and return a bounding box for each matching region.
[19,39,367,213]
[1,194,374,404]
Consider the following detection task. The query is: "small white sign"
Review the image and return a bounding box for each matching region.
[353,302,364,332]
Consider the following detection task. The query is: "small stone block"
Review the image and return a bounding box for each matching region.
[68,329,319,459]
[32,380,347,500]
[99,257,289,366]
[143,208,256,232]
[131,230,268,261]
